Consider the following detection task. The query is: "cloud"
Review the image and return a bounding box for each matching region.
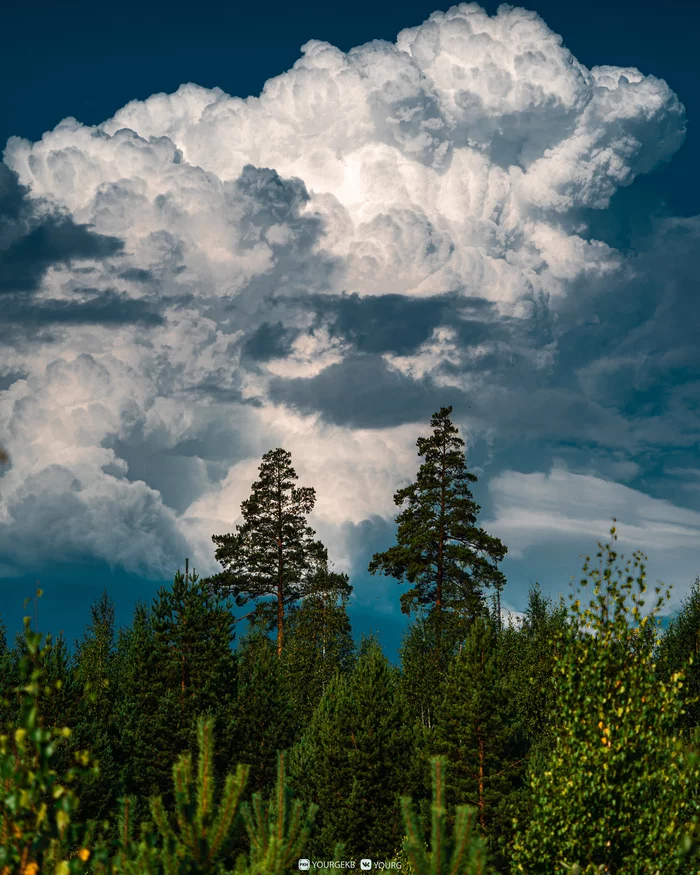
[0,2,696,606]
[483,463,700,612]
[486,464,700,557]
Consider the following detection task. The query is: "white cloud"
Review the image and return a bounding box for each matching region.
[0,2,689,585]
[486,464,700,556]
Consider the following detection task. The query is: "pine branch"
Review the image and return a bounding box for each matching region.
[400,757,492,875]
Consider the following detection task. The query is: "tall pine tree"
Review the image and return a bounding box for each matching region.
[369,406,507,655]
[112,601,175,823]
[210,448,329,656]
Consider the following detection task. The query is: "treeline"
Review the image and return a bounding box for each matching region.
[1,409,700,872]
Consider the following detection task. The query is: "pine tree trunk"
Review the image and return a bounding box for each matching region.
[277,478,284,658]
[478,633,486,830]
[478,730,485,830]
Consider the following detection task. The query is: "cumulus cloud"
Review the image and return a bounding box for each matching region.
[0,2,696,602]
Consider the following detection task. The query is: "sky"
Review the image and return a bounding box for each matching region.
[0,0,699,660]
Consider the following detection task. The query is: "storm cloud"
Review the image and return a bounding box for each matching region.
[0,3,698,614]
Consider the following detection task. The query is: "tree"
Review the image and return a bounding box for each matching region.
[657,575,700,733]
[112,601,178,824]
[368,406,507,656]
[432,615,526,871]
[282,557,355,728]
[289,637,416,859]
[71,591,120,827]
[150,563,238,755]
[398,757,492,875]
[0,617,99,875]
[114,565,239,825]
[398,609,471,733]
[499,583,569,747]
[239,751,323,875]
[234,631,296,800]
[511,523,700,873]
[211,448,329,656]
[149,716,249,874]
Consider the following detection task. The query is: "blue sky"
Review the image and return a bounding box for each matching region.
[0,0,698,659]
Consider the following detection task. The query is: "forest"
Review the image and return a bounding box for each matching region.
[1,407,700,874]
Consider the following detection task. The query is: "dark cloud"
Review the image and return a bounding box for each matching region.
[232,164,320,253]
[1,289,164,328]
[119,267,154,283]
[313,291,456,356]
[225,165,340,301]
[0,221,124,294]
[0,163,134,335]
[242,321,297,362]
[0,369,26,391]
[0,164,123,293]
[268,352,468,428]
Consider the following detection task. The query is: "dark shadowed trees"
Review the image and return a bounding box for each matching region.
[282,556,355,729]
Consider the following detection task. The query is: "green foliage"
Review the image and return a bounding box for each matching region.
[114,568,239,825]
[289,636,416,859]
[511,523,700,873]
[151,566,238,760]
[112,601,177,822]
[282,559,355,730]
[149,715,249,874]
[368,406,507,628]
[399,756,492,875]
[234,632,295,798]
[90,796,160,875]
[0,617,99,875]
[236,751,320,875]
[399,609,471,732]
[657,575,700,732]
[71,591,120,827]
[210,447,329,655]
[432,615,526,871]
[499,583,569,746]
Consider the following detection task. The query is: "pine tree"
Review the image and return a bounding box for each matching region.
[151,563,238,757]
[511,523,700,873]
[432,615,526,871]
[112,601,178,824]
[499,583,569,747]
[71,591,120,827]
[234,631,296,799]
[289,636,416,859]
[114,565,239,824]
[399,757,492,875]
[239,751,321,875]
[282,557,355,729]
[211,448,330,657]
[149,715,249,874]
[368,406,507,656]
[657,575,700,733]
[399,609,470,733]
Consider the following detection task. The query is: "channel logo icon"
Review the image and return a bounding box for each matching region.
[298,860,310,871]
[361,860,372,870]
